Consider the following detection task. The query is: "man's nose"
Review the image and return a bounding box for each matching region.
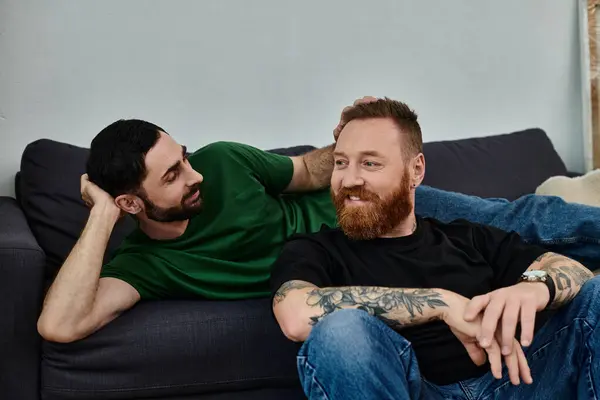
[185,164,203,185]
[341,169,364,188]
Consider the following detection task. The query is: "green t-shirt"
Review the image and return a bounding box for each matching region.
[100,141,336,300]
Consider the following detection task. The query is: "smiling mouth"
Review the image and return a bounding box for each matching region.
[185,190,200,203]
[345,195,368,204]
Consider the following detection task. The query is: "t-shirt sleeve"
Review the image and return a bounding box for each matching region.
[100,254,171,300]
[270,235,334,300]
[199,141,294,195]
[471,223,548,289]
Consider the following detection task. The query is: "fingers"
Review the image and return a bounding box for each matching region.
[462,339,487,367]
[485,338,503,379]
[519,297,537,347]
[80,174,94,208]
[501,338,533,386]
[80,174,89,194]
[479,296,505,348]
[488,331,533,386]
[504,342,520,385]
[515,340,533,384]
[353,96,378,106]
[451,327,487,367]
[500,297,520,355]
[464,294,490,321]
[335,99,379,140]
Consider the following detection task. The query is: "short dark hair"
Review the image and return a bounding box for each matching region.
[86,119,165,197]
[342,97,423,156]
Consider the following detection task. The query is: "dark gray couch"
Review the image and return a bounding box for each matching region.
[0,128,573,399]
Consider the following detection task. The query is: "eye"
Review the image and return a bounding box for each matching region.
[334,159,348,167]
[363,160,380,168]
[166,171,180,183]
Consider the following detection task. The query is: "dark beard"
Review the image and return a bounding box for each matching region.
[139,184,203,222]
[332,170,413,240]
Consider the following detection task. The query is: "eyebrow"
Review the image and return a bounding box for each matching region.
[161,145,187,180]
[333,150,384,158]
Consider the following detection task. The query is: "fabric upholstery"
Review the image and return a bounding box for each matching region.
[17,139,137,279]
[422,128,567,200]
[41,299,302,400]
[0,197,46,400]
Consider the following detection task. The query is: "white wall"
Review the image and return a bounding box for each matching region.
[0,0,584,197]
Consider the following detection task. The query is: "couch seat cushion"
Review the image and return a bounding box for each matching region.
[41,299,302,400]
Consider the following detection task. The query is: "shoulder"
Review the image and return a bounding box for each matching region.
[192,141,286,162]
[420,217,522,250]
[188,141,246,165]
[190,141,292,174]
[418,217,494,241]
[420,216,489,232]
[195,141,248,154]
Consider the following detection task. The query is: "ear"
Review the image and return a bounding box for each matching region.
[115,194,144,215]
[410,153,425,189]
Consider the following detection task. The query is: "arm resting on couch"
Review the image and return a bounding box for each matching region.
[37,202,140,343]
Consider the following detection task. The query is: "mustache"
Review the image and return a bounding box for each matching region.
[336,186,379,202]
[182,183,201,200]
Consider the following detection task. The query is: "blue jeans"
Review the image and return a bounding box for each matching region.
[415,185,600,269]
[297,277,600,399]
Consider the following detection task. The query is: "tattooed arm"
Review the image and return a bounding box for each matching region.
[272,280,451,342]
[465,251,594,355]
[530,252,593,309]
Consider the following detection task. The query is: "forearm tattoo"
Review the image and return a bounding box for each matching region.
[273,280,315,304]
[305,286,447,329]
[535,252,594,308]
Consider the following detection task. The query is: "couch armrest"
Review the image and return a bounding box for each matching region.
[0,196,46,400]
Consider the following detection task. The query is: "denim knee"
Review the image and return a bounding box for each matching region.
[299,309,411,364]
[576,276,600,303]
[561,276,600,325]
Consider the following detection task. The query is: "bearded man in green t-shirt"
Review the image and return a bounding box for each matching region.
[37,96,600,343]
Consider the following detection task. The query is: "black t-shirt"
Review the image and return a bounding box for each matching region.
[270,217,548,385]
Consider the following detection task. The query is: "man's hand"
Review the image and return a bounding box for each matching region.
[80,174,122,218]
[464,282,549,356]
[443,291,532,385]
[333,96,379,140]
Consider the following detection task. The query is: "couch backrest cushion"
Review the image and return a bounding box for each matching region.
[17,139,137,278]
[422,128,567,200]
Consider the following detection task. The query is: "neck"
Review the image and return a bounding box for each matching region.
[138,218,190,240]
[380,213,417,238]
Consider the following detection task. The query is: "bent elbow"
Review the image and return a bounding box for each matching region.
[279,317,311,343]
[37,318,83,343]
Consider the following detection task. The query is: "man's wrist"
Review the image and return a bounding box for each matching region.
[518,281,551,310]
[437,289,459,322]
[90,202,121,226]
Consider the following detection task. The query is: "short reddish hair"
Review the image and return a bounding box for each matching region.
[341,97,423,157]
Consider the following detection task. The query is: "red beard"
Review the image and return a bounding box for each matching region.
[332,170,413,240]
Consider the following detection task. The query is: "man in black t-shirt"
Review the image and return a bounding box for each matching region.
[270,98,599,399]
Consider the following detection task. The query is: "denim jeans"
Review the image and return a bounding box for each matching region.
[296,277,600,400]
[415,185,600,269]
